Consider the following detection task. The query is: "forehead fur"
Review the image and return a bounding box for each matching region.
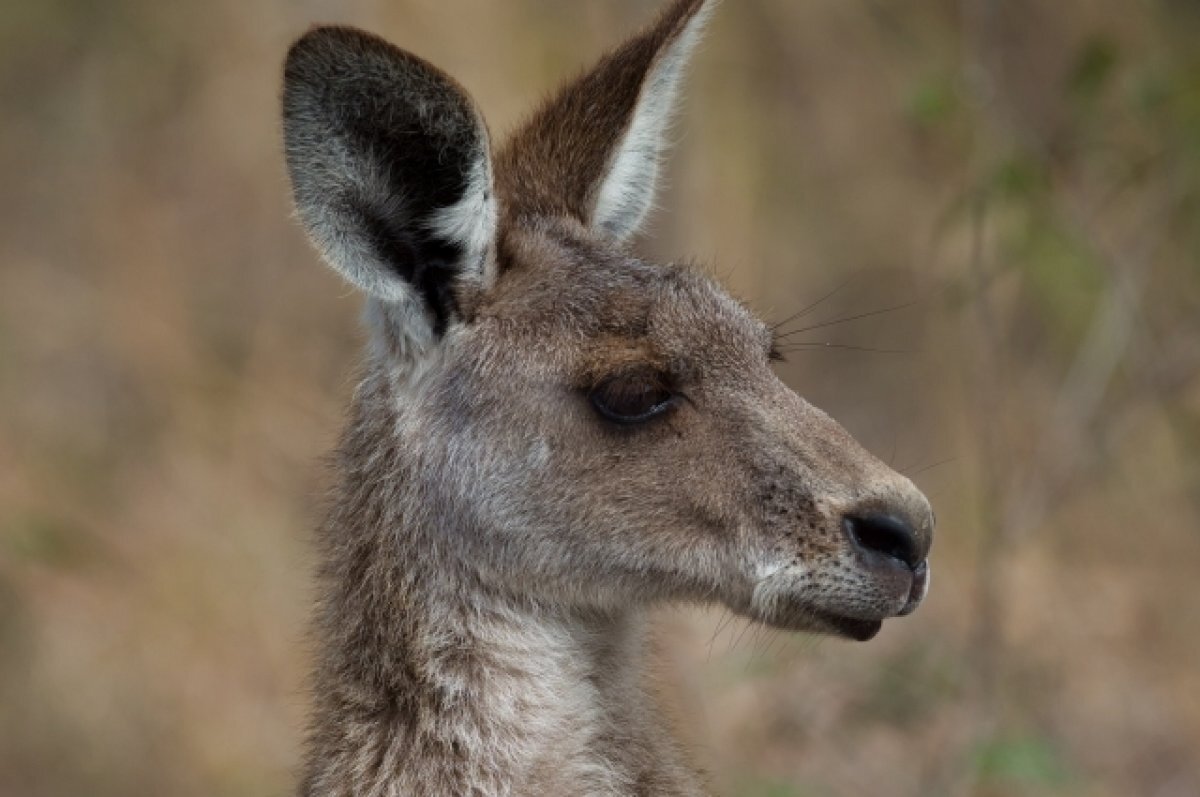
[476,221,770,375]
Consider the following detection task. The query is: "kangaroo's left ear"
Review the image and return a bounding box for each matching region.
[283,27,496,342]
[497,0,715,244]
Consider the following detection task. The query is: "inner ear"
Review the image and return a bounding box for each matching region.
[283,26,498,342]
[496,0,713,244]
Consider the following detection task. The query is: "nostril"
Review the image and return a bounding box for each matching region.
[843,514,921,569]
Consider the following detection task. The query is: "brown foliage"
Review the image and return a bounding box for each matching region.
[1,1,1198,794]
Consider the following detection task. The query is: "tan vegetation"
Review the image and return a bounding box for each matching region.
[1,1,1198,795]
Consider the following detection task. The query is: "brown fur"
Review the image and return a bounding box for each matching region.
[497,0,708,229]
[281,2,934,794]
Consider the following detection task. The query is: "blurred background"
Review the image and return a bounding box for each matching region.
[2,0,1199,795]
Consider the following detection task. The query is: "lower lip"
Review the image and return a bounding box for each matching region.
[818,612,883,641]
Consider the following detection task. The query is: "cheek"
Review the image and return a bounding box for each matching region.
[524,429,727,534]
[522,436,552,470]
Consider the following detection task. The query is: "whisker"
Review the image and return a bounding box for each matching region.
[724,618,745,655]
[774,299,920,339]
[769,274,858,332]
[730,618,756,654]
[903,456,959,477]
[707,609,736,662]
[777,342,913,355]
[763,629,785,660]
[752,623,771,654]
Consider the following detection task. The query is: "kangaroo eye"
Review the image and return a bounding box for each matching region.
[588,372,676,424]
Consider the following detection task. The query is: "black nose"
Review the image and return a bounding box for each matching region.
[843,513,923,570]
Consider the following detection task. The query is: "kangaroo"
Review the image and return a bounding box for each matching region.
[281,0,933,794]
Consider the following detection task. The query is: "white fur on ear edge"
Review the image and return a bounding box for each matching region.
[592,1,716,241]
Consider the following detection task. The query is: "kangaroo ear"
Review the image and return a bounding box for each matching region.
[497,0,714,243]
[283,27,496,339]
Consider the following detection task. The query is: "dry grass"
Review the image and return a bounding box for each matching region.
[2,1,1199,795]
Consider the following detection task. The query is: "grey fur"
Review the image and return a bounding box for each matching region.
[281,2,934,795]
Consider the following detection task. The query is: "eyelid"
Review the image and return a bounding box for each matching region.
[591,393,679,425]
[589,363,673,390]
[588,369,678,425]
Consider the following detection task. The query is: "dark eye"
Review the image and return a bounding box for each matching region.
[588,372,677,424]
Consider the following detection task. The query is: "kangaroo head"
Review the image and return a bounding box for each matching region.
[282,0,932,641]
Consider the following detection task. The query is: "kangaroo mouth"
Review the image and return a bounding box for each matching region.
[757,604,884,641]
[820,559,930,641]
[812,612,884,641]
[751,559,931,642]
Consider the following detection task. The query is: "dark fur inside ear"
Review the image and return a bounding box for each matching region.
[283,26,496,337]
[355,207,461,335]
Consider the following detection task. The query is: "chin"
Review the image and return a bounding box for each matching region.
[809,613,885,641]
